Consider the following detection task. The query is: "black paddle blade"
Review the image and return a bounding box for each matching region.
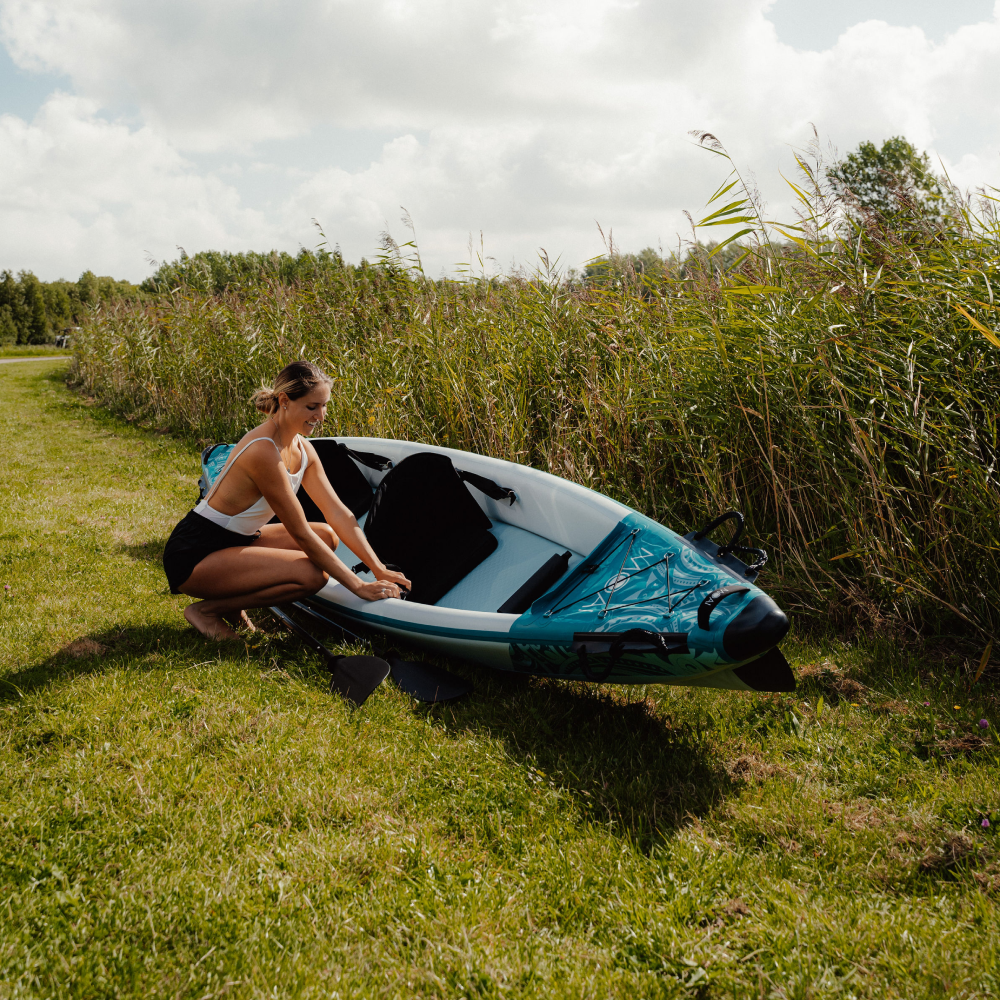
[732,646,796,692]
[330,655,390,707]
[389,656,471,703]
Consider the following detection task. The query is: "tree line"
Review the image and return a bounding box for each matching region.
[0,136,956,342]
[0,270,139,346]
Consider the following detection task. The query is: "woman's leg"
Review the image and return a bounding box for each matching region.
[210,523,338,634]
[256,521,339,551]
[179,544,328,640]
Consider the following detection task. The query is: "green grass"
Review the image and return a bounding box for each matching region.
[2,363,1000,998]
[0,345,71,358]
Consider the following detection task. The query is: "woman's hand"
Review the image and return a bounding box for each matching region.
[374,567,412,593]
[354,579,403,602]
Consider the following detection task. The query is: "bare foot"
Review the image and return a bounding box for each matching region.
[222,610,257,634]
[185,602,239,640]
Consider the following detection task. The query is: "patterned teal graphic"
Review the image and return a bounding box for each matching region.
[508,511,763,682]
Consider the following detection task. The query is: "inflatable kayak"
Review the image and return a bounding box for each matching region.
[200,437,793,691]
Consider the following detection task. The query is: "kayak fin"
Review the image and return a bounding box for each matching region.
[732,646,796,692]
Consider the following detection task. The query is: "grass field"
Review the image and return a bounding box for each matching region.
[2,360,999,999]
[0,346,72,359]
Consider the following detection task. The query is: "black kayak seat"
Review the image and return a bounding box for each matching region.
[362,452,501,606]
[304,439,385,520]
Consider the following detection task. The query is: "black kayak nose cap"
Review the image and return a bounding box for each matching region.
[723,594,790,661]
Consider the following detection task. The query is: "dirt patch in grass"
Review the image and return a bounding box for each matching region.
[873,699,910,715]
[797,658,868,703]
[60,637,107,658]
[726,753,785,784]
[919,721,996,759]
[918,832,982,875]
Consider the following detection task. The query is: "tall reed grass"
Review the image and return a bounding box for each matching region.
[73,143,1000,642]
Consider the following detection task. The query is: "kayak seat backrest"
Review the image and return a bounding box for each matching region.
[363,452,499,605]
[305,439,377,520]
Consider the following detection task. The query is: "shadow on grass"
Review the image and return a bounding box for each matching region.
[0,623,233,704]
[455,673,735,849]
[118,540,167,563]
[264,608,740,849]
[4,601,738,851]
[370,631,737,850]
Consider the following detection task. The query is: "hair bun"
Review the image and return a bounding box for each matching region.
[251,386,279,414]
[250,361,332,416]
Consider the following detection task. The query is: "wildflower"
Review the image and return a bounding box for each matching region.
[923,701,930,707]
[953,705,961,711]
[979,719,989,729]
[983,818,991,829]
[3,584,8,590]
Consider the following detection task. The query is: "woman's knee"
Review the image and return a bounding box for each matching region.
[312,522,339,550]
[299,561,329,590]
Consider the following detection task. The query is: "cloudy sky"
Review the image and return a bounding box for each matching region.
[1,0,998,282]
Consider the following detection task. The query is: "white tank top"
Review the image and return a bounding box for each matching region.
[193,436,309,534]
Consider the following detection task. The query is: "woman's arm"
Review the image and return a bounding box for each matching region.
[298,441,412,590]
[248,446,405,600]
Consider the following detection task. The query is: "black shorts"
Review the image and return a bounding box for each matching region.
[162,510,259,594]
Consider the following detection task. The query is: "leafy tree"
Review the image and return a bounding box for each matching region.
[0,269,137,344]
[43,282,74,331]
[77,270,100,308]
[141,248,342,295]
[0,271,25,341]
[0,305,16,346]
[584,247,671,286]
[827,136,945,224]
[19,271,50,343]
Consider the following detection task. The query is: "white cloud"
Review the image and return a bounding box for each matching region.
[1,0,998,281]
[0,93,269,277]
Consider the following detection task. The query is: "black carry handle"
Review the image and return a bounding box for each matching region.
[697,585,750,631]
[572,628,688,683]
[458,469,517,506]
[694,510,745,549]
[340,443,394,471]
[693,510,768,576]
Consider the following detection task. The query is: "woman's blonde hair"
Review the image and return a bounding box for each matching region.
[251,361,333,414]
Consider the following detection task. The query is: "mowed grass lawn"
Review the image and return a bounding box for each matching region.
[1,362,998,1000]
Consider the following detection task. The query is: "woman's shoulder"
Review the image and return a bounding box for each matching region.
[232,427,281,460]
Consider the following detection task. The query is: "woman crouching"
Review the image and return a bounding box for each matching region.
[162,361,410,639]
